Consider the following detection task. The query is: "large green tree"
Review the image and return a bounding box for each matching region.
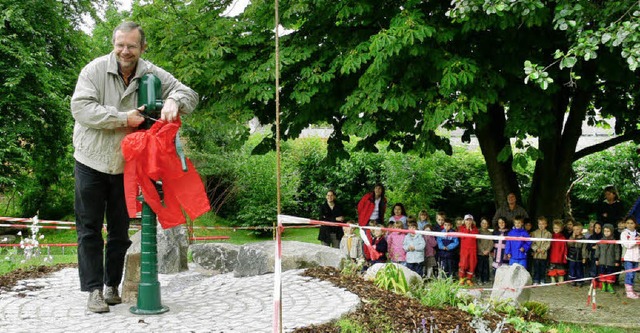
[130,0,640,219]
[0,0,103,215]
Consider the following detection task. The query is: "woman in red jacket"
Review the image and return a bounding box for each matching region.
[357,183,387,227]
[357,183,387,259]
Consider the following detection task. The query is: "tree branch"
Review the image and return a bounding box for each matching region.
[573,130,640,161]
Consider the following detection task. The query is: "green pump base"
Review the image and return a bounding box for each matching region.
[129,306,170,315]
[130,194,169,315]
[129,280,169,315]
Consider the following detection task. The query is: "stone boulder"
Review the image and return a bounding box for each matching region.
[363,263,423,288]
[190,243,240,274]
[121,223,189,303]
[490,263,532,305]
[156,225,189,274]
[234,241,342,277]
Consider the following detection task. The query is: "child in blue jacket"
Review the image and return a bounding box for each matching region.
[437,218,460,278]
[505,216,531,268]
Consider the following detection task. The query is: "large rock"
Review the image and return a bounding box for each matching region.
[490,263,532,304]
[234,241,342,277]
[190,243,240,274]
[121,223,189,303]
[157,225,189,274]
[363,263,423,288]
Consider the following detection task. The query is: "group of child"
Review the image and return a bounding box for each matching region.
[338,203,640,299]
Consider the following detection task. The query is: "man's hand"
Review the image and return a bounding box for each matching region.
[127,106,145,127]
[161,98,179,122]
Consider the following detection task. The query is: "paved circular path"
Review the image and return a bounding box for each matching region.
[0,267,360,332]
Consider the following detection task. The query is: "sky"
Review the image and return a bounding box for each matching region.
[82,0,251,33]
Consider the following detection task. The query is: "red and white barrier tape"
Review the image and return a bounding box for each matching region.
[277,215,640,245]
[474,266,640,292]
[0,223,75,230]
[0,243,79,248]
[0,216,75,225]
[1,216,316,232]
[0,236,231,248]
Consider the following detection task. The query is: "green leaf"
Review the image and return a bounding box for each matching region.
[560,56,577,69]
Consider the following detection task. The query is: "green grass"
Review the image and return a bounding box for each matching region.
[545,322,635,333]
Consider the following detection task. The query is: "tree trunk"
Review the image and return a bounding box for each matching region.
[475,104,522,211]
[528,88,589,220]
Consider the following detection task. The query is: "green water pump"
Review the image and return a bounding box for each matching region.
[136,73,187,171]
[129,73,187,316]
[137,74,164,130]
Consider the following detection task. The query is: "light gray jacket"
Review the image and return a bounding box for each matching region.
[71,52,198,174]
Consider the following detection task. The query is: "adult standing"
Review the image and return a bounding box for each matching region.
[492,192,529,228]
[71,22,199,313]
[317,190,345,248]
[357,183,387,227]
[357,183,387,260]
[596,185,625,227]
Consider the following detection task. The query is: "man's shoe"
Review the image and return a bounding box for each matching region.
[87,289,110,313]
[104,286,122,305]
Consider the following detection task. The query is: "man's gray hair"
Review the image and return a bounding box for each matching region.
[112,21,146,47]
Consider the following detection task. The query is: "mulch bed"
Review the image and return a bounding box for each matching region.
[0,263,77,294]
[294,266,515,333]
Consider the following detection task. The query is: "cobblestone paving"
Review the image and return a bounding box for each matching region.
[0,267,360,333]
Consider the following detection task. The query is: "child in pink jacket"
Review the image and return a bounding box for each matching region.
[386,220,406,265]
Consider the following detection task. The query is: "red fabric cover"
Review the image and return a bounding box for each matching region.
[121,119,210,229]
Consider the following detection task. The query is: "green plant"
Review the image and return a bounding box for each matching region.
[411,273,463,308]
[521,301,549,320]
[491,299,519,317]
[340,258,364,278]
[336,318,367,333]
[374,263,409,295]
[457,300,488,318]
[506,316,544,333]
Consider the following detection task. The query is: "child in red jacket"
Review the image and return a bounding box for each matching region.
[548,219,568,283]
[458,214,479,285]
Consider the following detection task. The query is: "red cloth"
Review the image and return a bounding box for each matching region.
[121,119,210,229]
[549,232,568,264]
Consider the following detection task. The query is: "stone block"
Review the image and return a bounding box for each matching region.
[190,243,240,274]
[233,241,342,277]
[490,263,532,305]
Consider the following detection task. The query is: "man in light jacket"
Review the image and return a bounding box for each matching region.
[70,21,198,313]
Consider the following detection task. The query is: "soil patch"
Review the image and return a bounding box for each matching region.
[293,266,517,333]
